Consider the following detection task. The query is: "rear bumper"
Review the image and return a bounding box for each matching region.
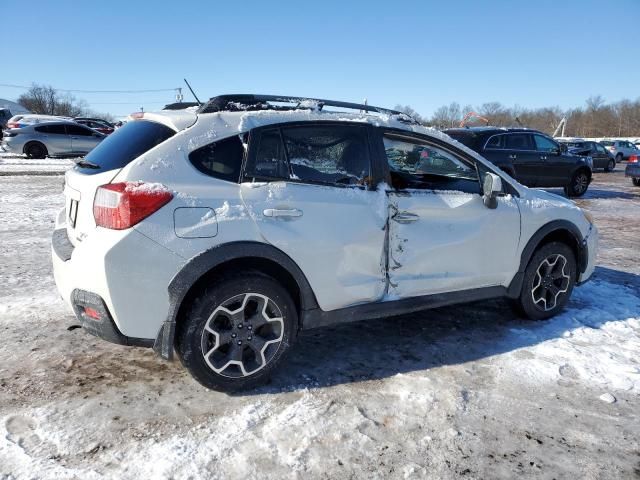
[51,207,185,341]
[625,163,640,178]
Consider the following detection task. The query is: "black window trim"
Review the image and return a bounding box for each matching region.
[187,133,247,184]
[241,120,378,190]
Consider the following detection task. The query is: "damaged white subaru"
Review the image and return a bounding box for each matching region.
[51,95,598,391]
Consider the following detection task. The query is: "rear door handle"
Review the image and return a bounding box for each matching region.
[508,154,517,160]
[393,212,419,224]
[263,208,303,218]
[540,155,547,160]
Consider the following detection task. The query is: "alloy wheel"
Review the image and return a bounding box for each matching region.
[201,293,284,378]
[573,173,588,195]
[531,254,570,311]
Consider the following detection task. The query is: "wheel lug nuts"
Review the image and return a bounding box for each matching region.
[248,336,252,340]
[237,324,243,329]
[247,325,252,330]
[237,341,242,345]
[231,333,237,338]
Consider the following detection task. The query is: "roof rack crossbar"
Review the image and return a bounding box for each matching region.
[198,94,414,121]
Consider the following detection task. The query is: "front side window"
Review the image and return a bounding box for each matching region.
[67,124,93,136]
[189,135,245,182]
[383,134,479,192]
[533,134,559,152]
[505,133,533,150]
[596,144,607,153]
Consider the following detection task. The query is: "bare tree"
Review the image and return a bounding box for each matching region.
[393,104,424,124]
[18,84,87,117]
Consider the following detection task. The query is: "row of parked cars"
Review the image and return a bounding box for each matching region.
[1,106,639,189]
[0,111,115,159]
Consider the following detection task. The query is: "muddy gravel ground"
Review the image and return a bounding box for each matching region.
[0,168,638,479]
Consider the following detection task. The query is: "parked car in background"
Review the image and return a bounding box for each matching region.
[444,127,593,197]
[625,154,640,186]
[5,114,71,129]
[0,108,12,129]
[1,120,105,158]
[557,139,616,172]
[74,117,115,135]
[51,94,597,391]
[600,140,639,162]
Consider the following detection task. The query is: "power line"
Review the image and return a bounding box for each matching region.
[0,83,178,94]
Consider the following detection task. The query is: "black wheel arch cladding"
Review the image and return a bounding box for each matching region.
[154,241,319,359]
[507,220,587,298]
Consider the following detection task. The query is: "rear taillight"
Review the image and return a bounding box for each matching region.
[629,155,638,164]
[93,182,172,230]
[7,122,18,128]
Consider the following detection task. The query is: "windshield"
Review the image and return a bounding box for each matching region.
[77,120,175,174]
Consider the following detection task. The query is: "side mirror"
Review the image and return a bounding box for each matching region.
[483,172,503,209]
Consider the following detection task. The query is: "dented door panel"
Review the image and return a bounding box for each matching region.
[387,190,521,298]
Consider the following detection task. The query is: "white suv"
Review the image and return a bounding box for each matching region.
[600,139,640,161]
[51,95,598,391]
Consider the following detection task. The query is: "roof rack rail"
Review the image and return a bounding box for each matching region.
[163,102,200,110]
[197,94,417,122]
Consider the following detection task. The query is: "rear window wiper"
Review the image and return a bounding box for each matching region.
[74,160,100,169]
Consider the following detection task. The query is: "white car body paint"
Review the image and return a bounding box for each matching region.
[52,107,598,341]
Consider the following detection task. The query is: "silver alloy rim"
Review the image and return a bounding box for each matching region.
[201,293,284,378]
[574,174,588,194]
[531,254,570,311]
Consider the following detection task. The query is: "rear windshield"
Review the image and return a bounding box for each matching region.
[77,120,175,174]
[600,140,613,146]
[444,130,480,151]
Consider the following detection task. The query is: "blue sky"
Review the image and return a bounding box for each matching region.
[3,0,639,117]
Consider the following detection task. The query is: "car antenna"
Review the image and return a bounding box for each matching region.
[183,78,202,106]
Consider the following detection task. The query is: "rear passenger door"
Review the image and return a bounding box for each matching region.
[502,132,540,186]
[240,123,388,312]
[66,124,102,154]
[34,124,71,155]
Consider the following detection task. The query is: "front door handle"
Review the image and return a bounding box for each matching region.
[263,208,303,218]
[540,155,547,160]
[393,212,419,224]
[508,154,517,160]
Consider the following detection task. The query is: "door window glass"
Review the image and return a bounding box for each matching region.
[533,135,559,152]
[505,133,533,150]
[281,125,371,186]
[383,134,479,192]
[189,135,245,182]
[485,134,505,150]
[66,124,93,136]
[245,129,289,180]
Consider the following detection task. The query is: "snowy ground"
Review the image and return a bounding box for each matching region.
[0,152,74,175]
[0,167,638,479]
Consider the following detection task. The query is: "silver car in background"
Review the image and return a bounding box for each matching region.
[1,121,105,158]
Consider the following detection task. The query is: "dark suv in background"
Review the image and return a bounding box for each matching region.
[444,127,593,197]
[557,139,615,172]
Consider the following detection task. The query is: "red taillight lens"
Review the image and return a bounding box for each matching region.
[93,182,172,230]
[83,307,101,320]
[629,155,638,163]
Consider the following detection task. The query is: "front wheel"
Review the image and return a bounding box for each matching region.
[24,142,47,159]
[564,170,590,197]
[511,242,576,320]
[633,178,640,187]
[176,272,297,392]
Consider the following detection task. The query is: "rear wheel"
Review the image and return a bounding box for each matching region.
[511,242,576,320]
[24,142,47,159]
[604,159,615,172]
[633,178,640,187]
[176,272,297,392]
[564,170,589,197]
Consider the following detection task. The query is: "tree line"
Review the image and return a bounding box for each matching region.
[17,84,114,121]
[395,95,640,138]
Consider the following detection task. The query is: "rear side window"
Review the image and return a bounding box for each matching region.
[189,135,244,182]
[485,134,505,150]
[282,125,370,185]
[600,141,613,146]
[79,120,175,174]
[67,124,94,136]
[35,124,67,135]
[505,133,533,150]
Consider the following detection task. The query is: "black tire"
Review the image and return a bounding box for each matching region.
[604,159,615,172]
[633,178,640,187]
[563,170,590,197]
[176,271,297,392]
[511,242,576,321]
[615,153,623,163]
[24,142,47,159]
